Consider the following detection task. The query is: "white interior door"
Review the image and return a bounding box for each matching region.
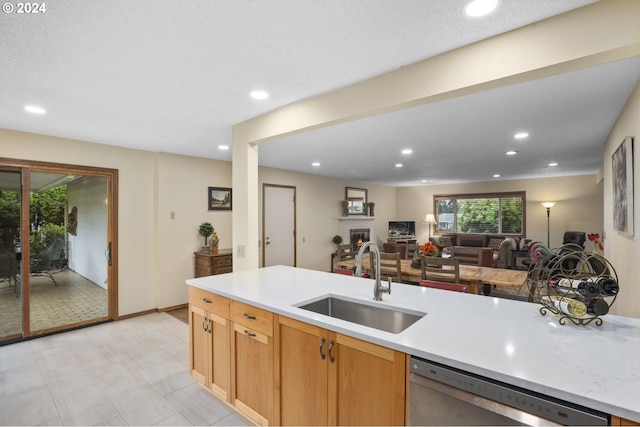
[263,185,295,267]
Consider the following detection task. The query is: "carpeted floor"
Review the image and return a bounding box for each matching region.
[0,269,108,338]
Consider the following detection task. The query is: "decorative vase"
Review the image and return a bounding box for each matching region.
[201,245,211,252]
[211,246,219,254]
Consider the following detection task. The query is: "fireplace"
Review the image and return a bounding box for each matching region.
[350,228,370,249]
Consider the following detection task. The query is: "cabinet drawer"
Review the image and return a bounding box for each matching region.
[212,256,232,267]
[189,287,230,318]
[230,300,273,337]
[195,257,211,268]
[212,266,233,275]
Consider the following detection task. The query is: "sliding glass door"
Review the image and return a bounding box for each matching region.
[0,160,117,343]
[0,170,22,341]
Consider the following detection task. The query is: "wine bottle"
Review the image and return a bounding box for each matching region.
[586,298,609,316]
[542,296,587,317]
[554,278,600,298]
[598,277,619,296]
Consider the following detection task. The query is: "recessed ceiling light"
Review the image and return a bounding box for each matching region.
[24,105,46,114]
[218,145,230,150]
[465,0,498,17]
[514,132,529,139]
[548,162,558,167]
[311,162,320,167]
[493,174,501,178]
[250,90,269,100]
[421,180,428,183]
[506,150,517,155]
[401,149,413,155]
[395,163,403,168]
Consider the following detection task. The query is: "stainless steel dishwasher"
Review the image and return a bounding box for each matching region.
[409,356,609,426]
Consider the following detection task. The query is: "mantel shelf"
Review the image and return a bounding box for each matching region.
[338,217,375,220]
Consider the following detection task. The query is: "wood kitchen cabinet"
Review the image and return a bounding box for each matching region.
[230,300,274,426]
[188,287,230,402]
[275,315,406,426]
[194,249,232,277]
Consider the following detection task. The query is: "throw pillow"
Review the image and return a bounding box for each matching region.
[439,236,453,248]
[488,238,504,251]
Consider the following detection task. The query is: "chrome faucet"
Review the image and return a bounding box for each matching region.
[355,241,391,301]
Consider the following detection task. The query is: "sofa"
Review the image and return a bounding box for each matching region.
[429,233,514,268]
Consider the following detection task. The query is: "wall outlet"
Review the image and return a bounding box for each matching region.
[237,244,246,258]
[169,211,175,219]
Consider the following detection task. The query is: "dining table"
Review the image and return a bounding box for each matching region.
[336,257,528,296]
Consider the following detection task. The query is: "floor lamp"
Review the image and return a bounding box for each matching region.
[424,214,437,240]
[541,202,556,247]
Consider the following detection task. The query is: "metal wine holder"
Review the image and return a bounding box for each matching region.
[526,244,618,326]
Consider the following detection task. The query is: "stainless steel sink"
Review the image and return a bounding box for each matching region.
[296,295,426,334]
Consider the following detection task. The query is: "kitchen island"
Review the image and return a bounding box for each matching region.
[187,265,639,425]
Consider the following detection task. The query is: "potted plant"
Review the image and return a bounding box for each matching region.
[332,234,343,252]
[198,222,214,252]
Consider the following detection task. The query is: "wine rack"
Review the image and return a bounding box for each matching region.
[526,244,618,326]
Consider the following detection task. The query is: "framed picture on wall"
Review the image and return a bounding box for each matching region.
[612,136,634,237]
[208,187,232,211]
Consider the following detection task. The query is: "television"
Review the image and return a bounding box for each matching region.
[388,221,416,239]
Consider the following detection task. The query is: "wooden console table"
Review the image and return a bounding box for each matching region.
[194,248,232,277]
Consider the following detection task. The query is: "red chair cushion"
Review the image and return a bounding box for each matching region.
[419,280,468,293]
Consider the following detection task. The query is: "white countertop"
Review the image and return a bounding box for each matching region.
[187,265,640,422]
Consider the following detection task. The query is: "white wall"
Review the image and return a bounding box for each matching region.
[603,81,640,319]
[67,176,108,289]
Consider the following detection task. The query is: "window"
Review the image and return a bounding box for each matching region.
[434,192,525,236]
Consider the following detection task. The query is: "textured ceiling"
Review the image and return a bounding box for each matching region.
[3,0,633,187]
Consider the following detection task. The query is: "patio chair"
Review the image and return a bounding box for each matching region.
[0,245,18,289]
[30,238,65,286]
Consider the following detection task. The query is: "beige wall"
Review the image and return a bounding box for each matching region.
[232,1,640,271]
[603,81,640,318]
[397,175,604,249]
[2,126,636,319]
[155,153,232,309]
[0,129,230,316]
[258,167,396,272]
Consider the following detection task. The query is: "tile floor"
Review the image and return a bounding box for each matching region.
[0,312,250,426]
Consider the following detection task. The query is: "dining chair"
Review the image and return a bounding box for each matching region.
[419,279,468,293]
[333,268,355,276]
[420,256,460,283]
[382,242,406,259]
[406,243,419,260]
[336,243,355,262]
[371,251,402,283]
[451,246,493,267]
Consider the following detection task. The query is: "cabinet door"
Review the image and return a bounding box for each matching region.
[189,305,210,386]
[209,312,230,401]
[329,333,406,426]
[276,316,329,426]
[232,323,273,426]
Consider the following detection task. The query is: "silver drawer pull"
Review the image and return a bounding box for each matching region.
[244,330,256,338]
[202,298,212,304]
[243,313,256,320]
